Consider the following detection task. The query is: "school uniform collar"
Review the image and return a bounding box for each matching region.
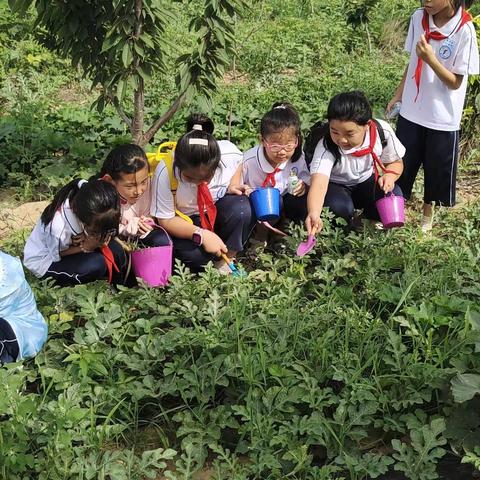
[61,198,84,235]
[257,145,288,173]
[428,6,463,37]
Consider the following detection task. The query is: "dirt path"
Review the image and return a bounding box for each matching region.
[0,199,49,239]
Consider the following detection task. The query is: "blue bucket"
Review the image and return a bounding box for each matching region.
[250,187,280,221]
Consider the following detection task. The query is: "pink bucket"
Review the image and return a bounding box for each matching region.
[376,193,405,229]
[131,227,173,287]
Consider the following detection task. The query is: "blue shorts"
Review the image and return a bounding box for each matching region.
[396,115,459,206]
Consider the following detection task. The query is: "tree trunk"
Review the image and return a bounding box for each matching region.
[132,0,145,145]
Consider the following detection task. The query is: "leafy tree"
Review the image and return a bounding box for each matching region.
[8,0,247,146]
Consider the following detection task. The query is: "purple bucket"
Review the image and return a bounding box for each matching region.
[131,227,173,287]
[376,193,405,229]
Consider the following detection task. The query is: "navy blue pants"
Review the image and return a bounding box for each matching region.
[282,193,308,222]
[396,115,459,206]
[324,175,403,222]
[172,195,255,272]
[135,229,171,248]
[0,317,19,364]
[43,238,132,287]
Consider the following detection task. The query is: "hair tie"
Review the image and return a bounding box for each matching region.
[192,124,203,131]
[189,138,209,146]
[78,179,88,188]
[274,104,287,110]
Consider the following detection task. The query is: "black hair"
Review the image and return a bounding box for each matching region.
[260,102,303,163]
[174,129,221,179]
[98,144,149,181]
[451,0,474,10]
[322,91,373,164]
[41,179,120,241]
[186,113,215,135]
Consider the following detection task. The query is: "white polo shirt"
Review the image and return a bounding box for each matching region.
[400,7,479,131]
[150,139,243,218]
[310,120,406,186]
[242,145,311,195]
[23,197,84,278]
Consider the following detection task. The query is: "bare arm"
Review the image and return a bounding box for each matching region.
[387,66,408,112]
[305,173,330,235]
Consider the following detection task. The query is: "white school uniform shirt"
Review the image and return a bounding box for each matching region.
[310,120,406,186]
[150,139,243,219]
[0,251,48,360]
[23,197,84,278]
[242,145,311,196]
[400,7,479,131]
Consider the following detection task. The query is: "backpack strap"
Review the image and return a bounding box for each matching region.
[372,119,387,149]
[147,142,193,224]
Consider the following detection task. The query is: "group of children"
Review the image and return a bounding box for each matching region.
[1,0,479,362]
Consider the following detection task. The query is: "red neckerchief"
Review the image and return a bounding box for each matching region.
[351,121,397,183]
[100,245,120,283]
[413,7,472,101]
[197,182,217,231]
[262,167,281,188]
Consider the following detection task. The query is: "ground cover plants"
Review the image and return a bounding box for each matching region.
[1,0,480,478]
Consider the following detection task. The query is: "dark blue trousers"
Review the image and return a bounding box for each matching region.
[282,193,308,222]
[172,195,255,272]
[0,318,19,364]
[324,174,403,222]
[43,238,132,287]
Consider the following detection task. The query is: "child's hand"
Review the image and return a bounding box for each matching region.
[386,96,400,116]
[71,233,86,246]
[378,175,396,194]
[228,184,253,196]
[292,180,306,197]
[202,230,228,257]
[80,235,104,253]
[305,212,323,236]
[416,34,435,64]
[138,217,154,235]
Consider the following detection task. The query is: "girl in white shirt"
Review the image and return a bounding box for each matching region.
[97,144,171,248]
[24,179,132,286]
[151,114,254,273]
[238,103,310,223]
[387,0,479,232]
[307,91,405,235]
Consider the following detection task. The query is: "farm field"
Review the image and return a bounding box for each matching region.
[1,0,480,479]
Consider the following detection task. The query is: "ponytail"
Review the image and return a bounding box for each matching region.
[41,178,83,226]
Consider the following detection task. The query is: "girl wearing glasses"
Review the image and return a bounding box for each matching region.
[238,102,310,224]
[24,179,132,286]
[96,144,170,249]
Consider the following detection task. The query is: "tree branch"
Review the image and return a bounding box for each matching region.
[143,91,188,145]
[113,97,132,129]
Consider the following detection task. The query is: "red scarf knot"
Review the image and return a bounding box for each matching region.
[262,167,281,188]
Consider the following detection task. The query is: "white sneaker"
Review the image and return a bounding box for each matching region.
[214,260,232,275]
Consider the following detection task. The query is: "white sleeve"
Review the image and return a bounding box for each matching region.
[378,120,406,164]
[404,11,417,54]
[309,141,335,178]
[452,23,480,75]
[150,162,176,219]
[295,153,311,186]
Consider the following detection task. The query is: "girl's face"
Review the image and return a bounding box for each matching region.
[111,166,150,204]
[262,128,298,167]
[422,0,454,17]
[181,164,215,185]
[329,120,368,150]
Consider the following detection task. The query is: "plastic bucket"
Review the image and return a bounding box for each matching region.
[131,228,173,287]
[376,193,405,228]
[250,187,280,222]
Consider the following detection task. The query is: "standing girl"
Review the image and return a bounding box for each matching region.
[306,91,405,234]
[238,103,311,223]
[387,0,479,232]
[151,114,255,273]
[24,179,131,286]
[97,143,171,248]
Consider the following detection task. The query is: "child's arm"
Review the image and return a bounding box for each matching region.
[377,159,404,194]
[416,34,463,89]
[387,66,408,113]
[228,164,252,196]
[156,216,227,256]
[305,173,329,235]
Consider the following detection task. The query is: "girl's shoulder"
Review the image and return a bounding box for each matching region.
[243,144,260,162]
